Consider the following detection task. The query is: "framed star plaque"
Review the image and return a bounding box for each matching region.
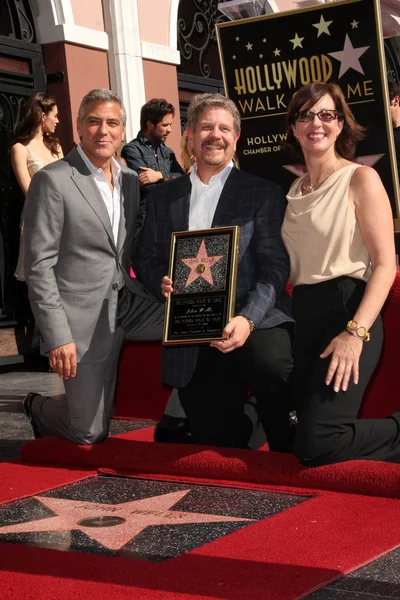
[163,226,240,345]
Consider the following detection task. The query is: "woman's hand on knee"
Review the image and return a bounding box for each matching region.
[320,331,362,392]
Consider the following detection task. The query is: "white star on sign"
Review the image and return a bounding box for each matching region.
[0,491,253,552]
[246,42,253,51]
[263,38,267,43]
[354,154,384,167]
[259,53,263,59]
[351,19,359,28]
[313,15,333,37]
[273,48,281,57]
[328,34,369,78]
[232,55,236,60]
[290,34,304,49]
[235,36,240,41]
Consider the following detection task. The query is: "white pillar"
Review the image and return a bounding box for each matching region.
[103,0,146,142]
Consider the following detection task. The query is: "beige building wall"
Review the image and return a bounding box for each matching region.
[71,0,105,31]
[138,0,171,45]
[142,60,182,155]
[35,0,182,155]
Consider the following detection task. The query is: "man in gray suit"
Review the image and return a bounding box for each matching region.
[133,93,294,450]
[23,89,164,444]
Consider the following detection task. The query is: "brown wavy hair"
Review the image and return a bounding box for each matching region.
[12,92,60,156]
[285,82,366,163]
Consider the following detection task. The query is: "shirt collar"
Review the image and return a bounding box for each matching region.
[137,132,163,149]
[77,143,121,179]
[190,161,233,188]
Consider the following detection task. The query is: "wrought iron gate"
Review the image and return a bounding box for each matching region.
[0,0,45,319]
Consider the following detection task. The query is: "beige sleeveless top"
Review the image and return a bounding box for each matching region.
[282,163,372,286]
[27,148,52,177]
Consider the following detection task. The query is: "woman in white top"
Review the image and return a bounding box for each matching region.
[11,92,63,281]
[282,82,399,465]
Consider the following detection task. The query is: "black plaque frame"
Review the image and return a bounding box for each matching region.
[163,226,240,345]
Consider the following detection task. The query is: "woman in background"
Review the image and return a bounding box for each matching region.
[282,82,400,466]
[11,92,63,281]
[180,129,195,173]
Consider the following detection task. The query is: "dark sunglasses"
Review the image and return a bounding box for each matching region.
[295,109,340,123]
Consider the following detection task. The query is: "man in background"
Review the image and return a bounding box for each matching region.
[122,98,183,194]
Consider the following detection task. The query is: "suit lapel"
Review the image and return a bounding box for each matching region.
[170,175,191,233]
[67,147,117,252]
[211,167,240,227]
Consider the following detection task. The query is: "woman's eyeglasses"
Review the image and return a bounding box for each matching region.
[295,109,340,123]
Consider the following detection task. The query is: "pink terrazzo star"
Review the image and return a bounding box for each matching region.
[181,239,223,288]
[0,490,253,551]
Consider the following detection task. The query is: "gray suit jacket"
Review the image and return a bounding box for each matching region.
[24,146,156,364]
[133,168,293,387]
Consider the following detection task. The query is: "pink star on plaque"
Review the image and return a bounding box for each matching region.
[0,490,252,552]
[181,239,223,288]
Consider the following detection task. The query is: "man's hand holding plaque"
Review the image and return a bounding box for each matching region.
[209,315,253,354]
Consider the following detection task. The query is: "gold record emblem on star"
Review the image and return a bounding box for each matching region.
[181,239,223,288]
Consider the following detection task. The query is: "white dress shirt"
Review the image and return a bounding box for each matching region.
[188,161,233,230]
[77,144,121,244]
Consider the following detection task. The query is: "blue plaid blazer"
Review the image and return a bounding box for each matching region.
[133,167,293,388]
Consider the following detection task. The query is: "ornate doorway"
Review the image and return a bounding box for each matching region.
[0,0,45,319]
[177,0,227,131]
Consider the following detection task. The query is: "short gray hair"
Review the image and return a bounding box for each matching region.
[78,88,127,125]
[187,93,241,134]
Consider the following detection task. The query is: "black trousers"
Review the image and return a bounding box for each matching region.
[293,276,400,466]
[178,325,293,449]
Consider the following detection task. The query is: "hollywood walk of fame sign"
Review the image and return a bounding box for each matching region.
[163,226,240,345]
[216,0,400,222]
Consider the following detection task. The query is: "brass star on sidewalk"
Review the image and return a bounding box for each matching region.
[0,490,253,552]
[181,239,223,288]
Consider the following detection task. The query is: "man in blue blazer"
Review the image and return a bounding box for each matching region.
[133,93,293,450]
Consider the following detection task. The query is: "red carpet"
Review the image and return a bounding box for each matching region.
[1,457,400,600]
[0,461,95,503]
[361,272,400,417]
[114,342,171,420]
[20,429,400,498]
[3,274,400,599]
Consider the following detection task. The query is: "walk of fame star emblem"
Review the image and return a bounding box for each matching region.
[180,239,223,288]
[0,490,253,553]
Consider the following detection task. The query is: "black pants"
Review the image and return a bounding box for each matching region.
[178,325,293,449]
[293,277,400,466]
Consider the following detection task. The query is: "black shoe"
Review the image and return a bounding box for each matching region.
[154,417,192,444]
[22,393,42,439]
